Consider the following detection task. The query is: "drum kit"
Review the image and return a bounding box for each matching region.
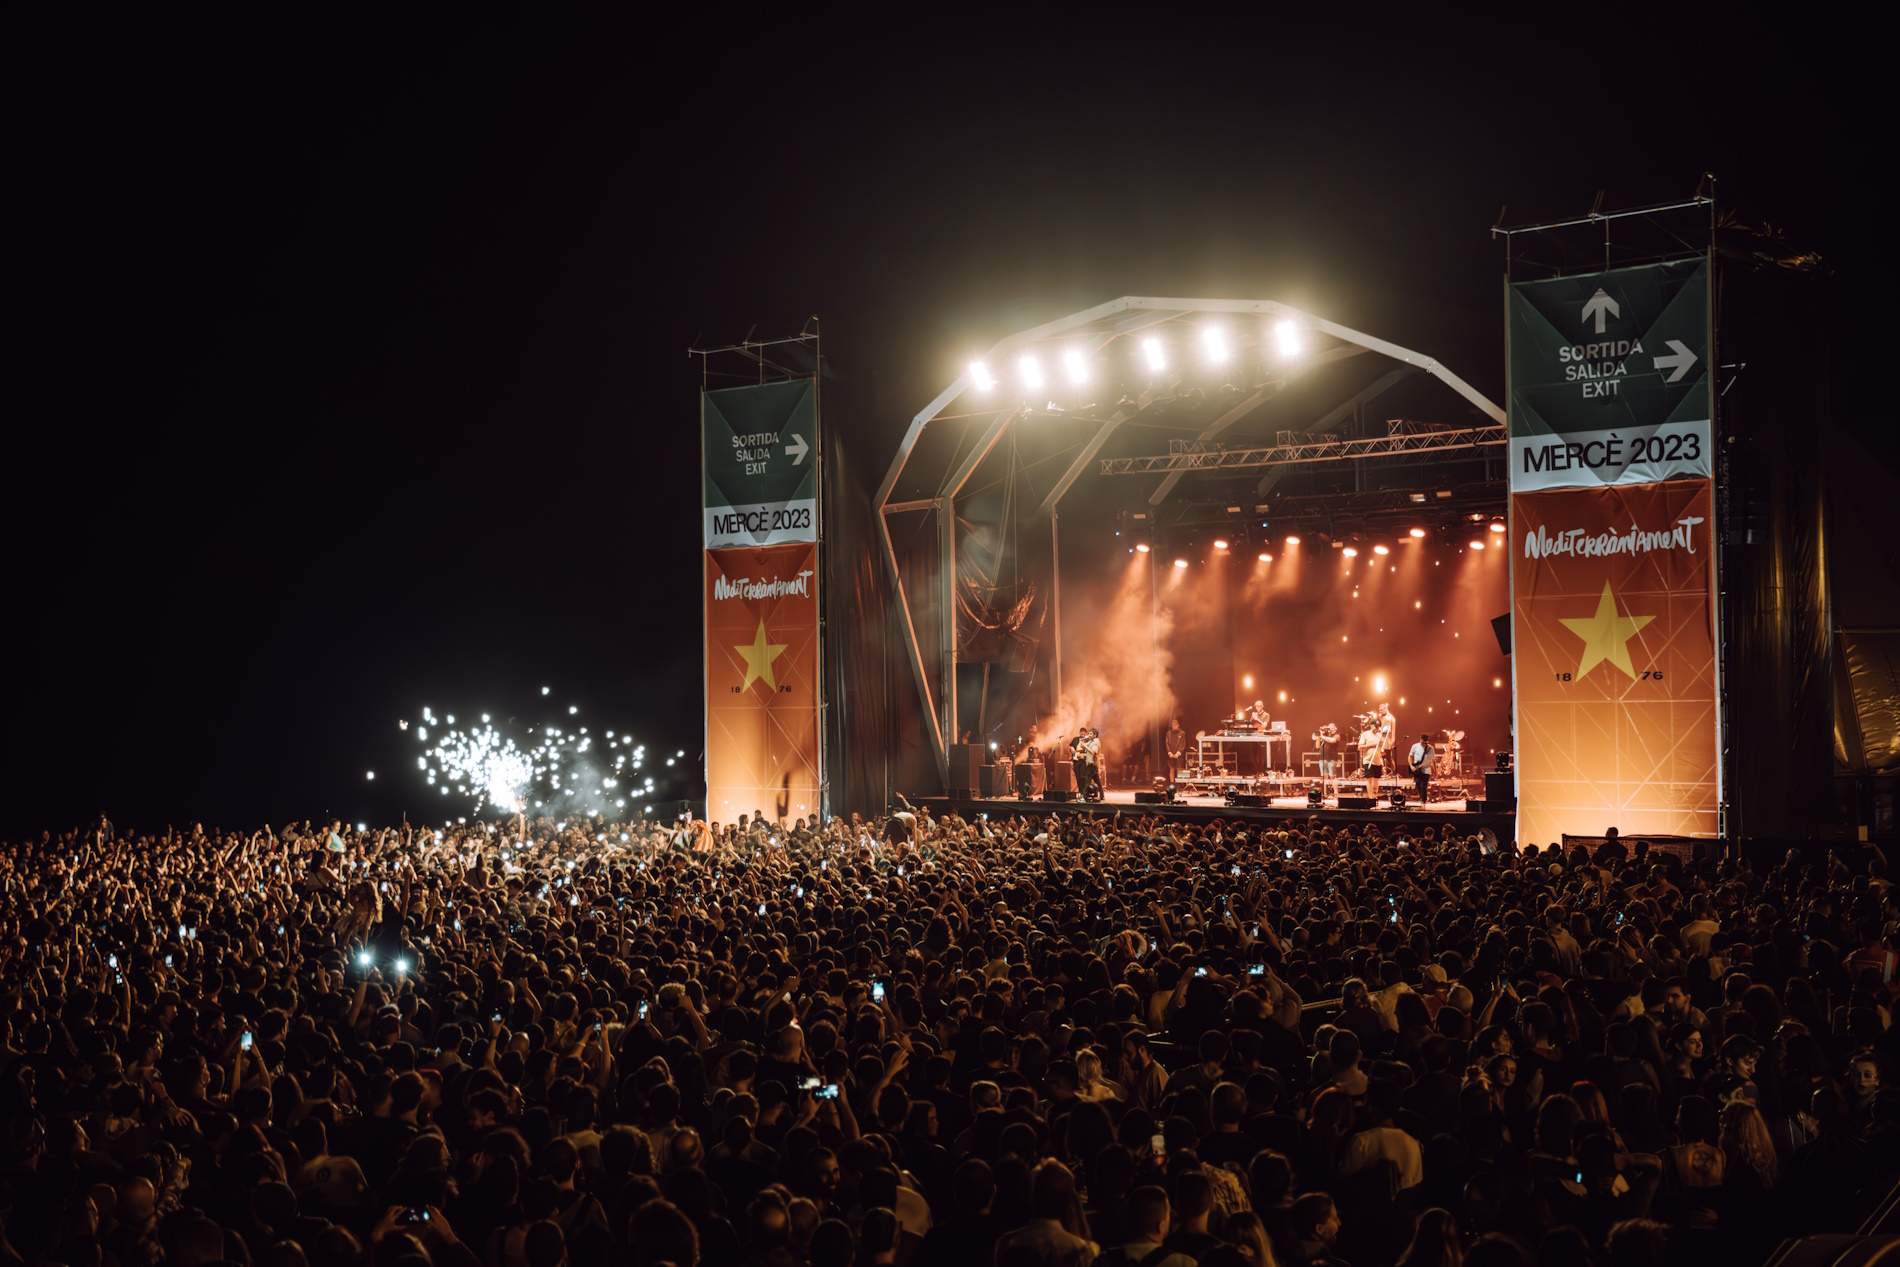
[1434,729,1466,777]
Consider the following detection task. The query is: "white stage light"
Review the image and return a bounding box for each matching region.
[1284,534,1301,547]
[1172,557,1189,570]
[1141,336,1167,373]
[1134,542,1151,554]
[1273,319,1303,359]
[1342,546,1359,558]
[1469,539,1487,551]
[1372,544,1390,556]
[1488,519,1507,534]
[1061,347,1089,386]
[1212,538,1229,551]
[1201,325,1230,364]
[1408,527,1427,539]
[969,360,996,393]
[1018,354,1045,391]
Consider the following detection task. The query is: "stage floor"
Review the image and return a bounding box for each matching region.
[915,787,1516,838]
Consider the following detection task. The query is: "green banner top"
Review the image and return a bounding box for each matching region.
[1508,256,1709,440]
[702,379,819,548]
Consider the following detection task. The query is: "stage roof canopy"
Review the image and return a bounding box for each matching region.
[875,296,1506,780]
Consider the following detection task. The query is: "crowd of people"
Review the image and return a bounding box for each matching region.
[3,806,1899,1267]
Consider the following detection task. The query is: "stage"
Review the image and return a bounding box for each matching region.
[914,786,1516,838]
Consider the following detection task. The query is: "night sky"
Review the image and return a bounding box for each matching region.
[6,10,1874,835]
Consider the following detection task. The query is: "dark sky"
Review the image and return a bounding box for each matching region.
[6,10,1872,835]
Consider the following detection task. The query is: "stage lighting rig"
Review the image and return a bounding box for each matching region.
[1308,787,1324,808]
[1389,790,1407,809]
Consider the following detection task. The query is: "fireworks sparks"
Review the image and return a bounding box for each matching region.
[400,700,658,816]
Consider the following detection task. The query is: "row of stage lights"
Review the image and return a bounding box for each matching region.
[1132,518,1507,568]
[969,320,1305,394]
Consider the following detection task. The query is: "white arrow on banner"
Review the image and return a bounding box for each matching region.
[1580,288,1620,335]
[1652,339,1698,384]
[784,433,809,465]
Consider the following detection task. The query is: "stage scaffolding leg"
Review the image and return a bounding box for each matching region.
[1051,509,1062,704]
[939,495,957,749]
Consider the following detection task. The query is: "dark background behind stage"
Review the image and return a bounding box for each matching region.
[4,10,1886,835]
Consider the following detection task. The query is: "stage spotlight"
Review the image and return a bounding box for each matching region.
[1389,790,1407,809]
[1172,557,1189,570]
[1062,346,1089,386]
[1307,787,1324,808]
[1242,673,1255,690]
[1488,519,1507,534]
[1018,354,1045,391]
[1257,551,1273,563]
[1141,336,1167,373]
[969,360,996,393]
[1213,537,1229,551]
[1493,677,1504,688]
[1372,673,1388,696]
[1277,689,1288,703]
[1408,527,1427,539]
[1469,540,1487,551]
[1201,325,1231,364]
[1284,534,1300,547]
[1408,491,1428,504]
[1372,544,1390,556]
[1342,546,1358,558]
[1273,318,1303,358]
[1135,542,1151,554]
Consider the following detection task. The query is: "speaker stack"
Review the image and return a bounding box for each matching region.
[946,745,983,794]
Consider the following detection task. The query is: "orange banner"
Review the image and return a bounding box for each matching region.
[704,543,822,827]
[1511,479,1719,846]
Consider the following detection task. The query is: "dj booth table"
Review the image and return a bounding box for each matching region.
[1196,730,1294,775]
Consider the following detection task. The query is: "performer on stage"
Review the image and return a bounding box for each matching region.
[1314,722,1340,781]
[1247,699,1271,729]
[1071,727,1102,801]
[1377,702,1397,772]
[1408,731,1433,804]
[1164,718,1187,783]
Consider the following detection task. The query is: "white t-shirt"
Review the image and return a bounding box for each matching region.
[1342,1124,1424,1190]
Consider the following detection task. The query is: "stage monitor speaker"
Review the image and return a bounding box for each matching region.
[980,762,1012,798]
[1043,789,1076,803]
[947,745,983,792]
[1047,761,1076,793]
[1491,613,1512,656]
[1465,799,1489,813]
[1338,796,1376,809]
[1484,771,1515,804]
[1133,790,1173,805]
[1228,793,1269,808]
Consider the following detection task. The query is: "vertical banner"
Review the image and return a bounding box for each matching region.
[704,544,822,824]
[1511,481,1718,842]
[701,379,822,825]
[1508,256,1717,846]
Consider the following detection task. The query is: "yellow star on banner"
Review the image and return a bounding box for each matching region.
[1559,581,1654,681]
[734,618,787,691]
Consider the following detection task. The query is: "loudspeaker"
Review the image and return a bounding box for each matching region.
[1485,771,1515,804]
[1491,613,1512,656]
[1043,789,1076,803]
[1133,790,1172,804]
[1048,761,1076,793]
[1227,793,1269,808]
[947,745,983,792]
[980,762,1012,797]
[1465,799,1489,813]
[1339,796,1376,809]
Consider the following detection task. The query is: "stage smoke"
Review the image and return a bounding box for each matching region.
[1033,567,1175,759]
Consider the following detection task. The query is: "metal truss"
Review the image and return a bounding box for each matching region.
[873,295,1503,785]
[1098,423,1505,477]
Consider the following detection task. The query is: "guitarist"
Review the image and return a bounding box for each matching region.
[1407,732,1434,805]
